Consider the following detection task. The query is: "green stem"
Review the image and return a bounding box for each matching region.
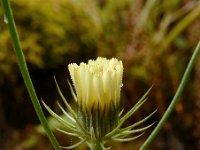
[140,41,200,150]
[90,140,104,150]
[1,0,60,149]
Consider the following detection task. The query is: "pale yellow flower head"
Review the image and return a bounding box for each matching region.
[68,57,123,112]
[43,57,152,148]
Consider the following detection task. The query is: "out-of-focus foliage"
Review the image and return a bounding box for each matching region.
[0,0,101,80]
[0,0,200,149]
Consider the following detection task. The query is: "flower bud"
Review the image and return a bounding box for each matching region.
[44,57,154,149]
[68,57,123,138]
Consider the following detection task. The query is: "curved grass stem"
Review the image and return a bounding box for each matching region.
[140,41,200,150]
[1,0,60,149]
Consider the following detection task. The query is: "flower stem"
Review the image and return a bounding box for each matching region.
[140,41,200,150]
[90,140,104,150]
[1,0,60,149]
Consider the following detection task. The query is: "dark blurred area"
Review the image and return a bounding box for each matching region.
[0,0,200,149]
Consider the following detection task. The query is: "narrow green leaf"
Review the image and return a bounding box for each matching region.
[56,102,76,123]
[120,110,156,132]
[100,143,111,150]
[105,100,145,138]
[114,122,155,138]
[90,127,96,140]
[55,78,88,136]
[67,79,77,102]
[56,127,80,137]
[112,132,144,142]
[120,86,152,121]
[105,87,152,139]
[42,101,76,131]
[118,109,124,117]
[60,138,87,149]
[120,98,148,124]
[119,86,152,125]
[54,77,77,117]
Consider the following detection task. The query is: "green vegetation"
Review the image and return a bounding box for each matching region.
[0,0,200,149]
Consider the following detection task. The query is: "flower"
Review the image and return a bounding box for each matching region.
[43,57,155,150]
[68,57,123,113]
[68,57,123,140]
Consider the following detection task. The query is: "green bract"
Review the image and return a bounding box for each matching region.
[43,57,155,150]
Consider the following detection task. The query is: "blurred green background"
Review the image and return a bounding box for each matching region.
[0,0,200,149]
